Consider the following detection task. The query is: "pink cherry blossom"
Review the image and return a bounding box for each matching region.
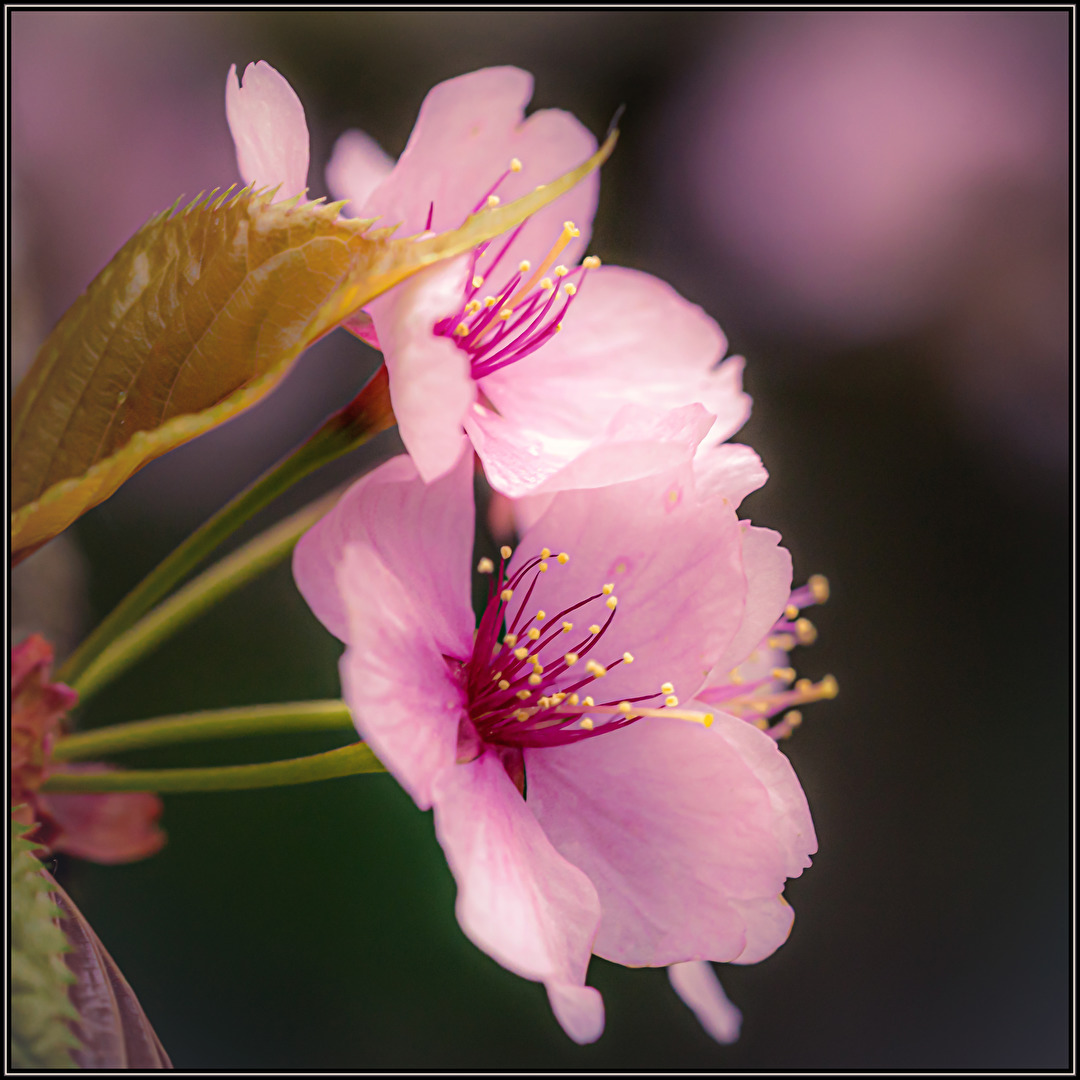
[10,636,165,864]
[225,63,751,496]
[293,441,816,1043]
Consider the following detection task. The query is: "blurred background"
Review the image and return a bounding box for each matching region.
[11,10,1070,1069]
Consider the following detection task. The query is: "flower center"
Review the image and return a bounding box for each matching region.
[456,545,713,752]
[699,574,838,740]
[432,159,600,380]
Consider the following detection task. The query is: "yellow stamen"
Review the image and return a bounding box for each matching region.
[665,695,679,707]
[477,557,495,574]
[500,588,513,602]
[564,282,577,296]
[536,611,546,620]
[515,709,529,722]
[589,624,601,635]
[582,696,595,707]
[585,660,606,678]
[454,323,469,336]
[500,546,513,559]
[580,718,594,730]
[618,701,633,714]
[472,275,484,289]
[508,221,580,306]
[498,680,510,691]
[557,552,569,564]
[772,667,797,683]
[527,628,541,641]
[561,621,573,633]
[795,618,818,645]
[568,693,580,706]
[516,690,531,701]
[540,548,552,559]
[518,260,531,272]
[785,604,800,621]
[582,255,601,269]
[809,574,830,603]
[564,652,579,666]
[539,561,549,572]
[514,647,529,660]
[605,596,618,610]
[510,158,522,172]
[485,195,500,208]
[503,633,518,647]
[661,682,675,695]
[602,584,615,595]
[622,652,635,664]
[528,674,542,686]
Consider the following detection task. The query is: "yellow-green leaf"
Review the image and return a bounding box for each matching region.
[11,131,616,562]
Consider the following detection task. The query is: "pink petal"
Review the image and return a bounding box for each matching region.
[525,711,815,968]
[508,464,747,706]
[336,544,464,811]
[668,962,742,1044]
[431,750,604,1043]
[466,399,715,500]
[40,770,165,864]
[359,67,597,268]
[325,129,395,213]
[293,449,475,659]
[707,525,793,680]
[693,443,770,507]
[368,259,477,484]
[478,266,740,458]
[225,61,309,200]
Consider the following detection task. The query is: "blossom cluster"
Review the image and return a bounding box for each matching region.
[226,62,836,1045]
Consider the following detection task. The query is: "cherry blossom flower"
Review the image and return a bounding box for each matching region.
[10,636,165,864]
[292,441,816,1043]
[225,62,751,496]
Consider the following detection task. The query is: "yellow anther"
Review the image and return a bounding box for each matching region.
[516,689,531,701]
[665,695,679,707]
[564,652,579,666]
[785,709,804,728]
[498,680,510,691]
[605,596,618,610]
[661,682,675,695]
[472,275,484,289]
[618,701,633,714]
[820,675,839,698]
[557,552,569,564]
[539,561,549,572]
[772,667,797,683]
[582,696,595,707]
[528,673,542,686]
[563,221,581,237]
[580,718,594,731]
[563,283,577,296]
[555,322,563,332]
[514,647,529,660]
[561,621,573,633]
[554,265,569,277]
[485,195,500,208]
[540,548,552,559]
[500,589,514,602]
[518,260,531,273]
[515,709,530,722]
[728,669,744,685]
[602,583,615,595]
[582,255,601,269]
[589,624,601,635]
[809,574,830,603]
[477,557,495,574]
[785,604,800,621]
[484,296,497,308]
[500,546,513,559]
[540,277,554,290]
[552,692,566,704]
[503,633,518,647]
[455,323,469,336]
[499,308,513,320]
[536,611,546,620]
[703,713,715,728]
[510,157,523,172]
[464,299,482,315]
[537,697,551,709]
[795,618,818,645]
[585,660,607,678]
[527,628,541,641]
[752,701,769,714]
[795,678,813,694]
[568,693,580,706]
[622,652,635,664]
[530,658,543,673]
[753,717,769,730]
[492,671,502,681]
[769,634,797,650]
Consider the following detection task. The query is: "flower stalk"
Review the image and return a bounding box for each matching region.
[57,367,394,689]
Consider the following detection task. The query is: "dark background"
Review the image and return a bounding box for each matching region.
[11,10,1071,1069]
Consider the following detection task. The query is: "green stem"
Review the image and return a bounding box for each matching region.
[52,701,354,762]
[41,742,384,794]
[57,366,393,688]
[68,491,342,704]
